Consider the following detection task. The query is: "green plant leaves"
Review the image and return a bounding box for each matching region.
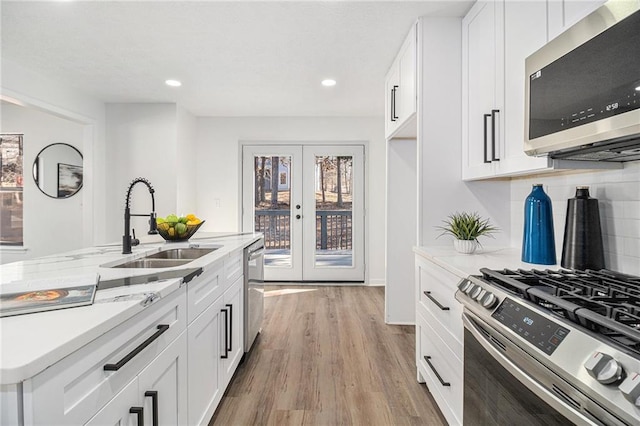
[436,212,498,242]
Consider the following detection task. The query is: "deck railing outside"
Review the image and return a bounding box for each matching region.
[255,210,352,250]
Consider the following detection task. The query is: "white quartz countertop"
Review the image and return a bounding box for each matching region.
[0,232,261,384]
[414,245,560,279]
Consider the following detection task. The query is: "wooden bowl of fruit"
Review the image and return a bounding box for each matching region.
[156,214,204,242]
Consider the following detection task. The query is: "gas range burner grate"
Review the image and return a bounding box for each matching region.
[479,268,640,354]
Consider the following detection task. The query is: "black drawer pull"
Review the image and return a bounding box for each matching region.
[483,113,491,163]
[221,307,229,359]
[423,291,450,311]
[491,109,500,161]
[130,406,144,425]
[226,303,233,352]
[104,324,170,371]
[424,356,450,387]
[145,391,158,426]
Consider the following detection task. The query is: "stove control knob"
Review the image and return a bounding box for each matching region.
[470,286,484,301]
[480,292,498,309]
[464,284,476,296]
[457,280,472,293]
[584,352,625,385]
[619,373,640,406]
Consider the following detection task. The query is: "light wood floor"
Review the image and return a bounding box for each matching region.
[209,285,447,426]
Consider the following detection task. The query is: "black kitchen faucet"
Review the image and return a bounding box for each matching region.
[123,177,158,254]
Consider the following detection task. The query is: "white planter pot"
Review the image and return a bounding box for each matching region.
[454,239,478,254]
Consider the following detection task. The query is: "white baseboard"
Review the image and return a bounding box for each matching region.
[367,279,385,287]
[385,320,415,326]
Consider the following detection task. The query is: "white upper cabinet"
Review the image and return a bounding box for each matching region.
[548,0,607,40]
[385,23,417,140]
[462,0,611,181]
[462,0,502,179]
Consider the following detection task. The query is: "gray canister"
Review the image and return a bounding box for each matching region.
[561,186,605,270]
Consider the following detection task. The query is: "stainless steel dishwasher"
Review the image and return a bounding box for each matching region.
[243,238,264,353]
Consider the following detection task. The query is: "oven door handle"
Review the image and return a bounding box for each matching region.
[462,313,599,426]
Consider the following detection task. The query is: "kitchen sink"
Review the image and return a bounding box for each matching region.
[144,248,217,260]
[111,258,192,269]
[106,247,218,268]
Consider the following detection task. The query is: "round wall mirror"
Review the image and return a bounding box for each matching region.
[32,143,83,198]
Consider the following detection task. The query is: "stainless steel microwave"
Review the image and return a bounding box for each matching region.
[524,0,640,162]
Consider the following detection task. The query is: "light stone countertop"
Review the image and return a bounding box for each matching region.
[414,245,560,278]
[0,232,262,385]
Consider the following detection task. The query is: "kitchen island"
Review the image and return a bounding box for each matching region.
[0,232,262,426]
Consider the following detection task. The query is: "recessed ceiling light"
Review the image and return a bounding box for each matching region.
[165,79,182,87]
[636,85,640,91]
[321,79,336,87]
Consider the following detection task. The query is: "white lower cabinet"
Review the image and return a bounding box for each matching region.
[221,275,244,385]
[187,296,225,426]
[12,249,251,426]
[415,254,463,425]
[85,331,188,426]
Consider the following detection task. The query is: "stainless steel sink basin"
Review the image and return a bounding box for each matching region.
[144,248,217,260]
[107,247,218,268]
[111,258,192,269]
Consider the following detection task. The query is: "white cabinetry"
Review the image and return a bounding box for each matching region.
[462,0,608,181]
[23,286,187,425]
[548,0,606,40]
[462,0,553,180]
[187,252,244,426]
[415,254,463,425]
[85,332,188,426]
[385,23,417,140]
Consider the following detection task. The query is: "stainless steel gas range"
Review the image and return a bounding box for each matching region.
[456,268,640,425]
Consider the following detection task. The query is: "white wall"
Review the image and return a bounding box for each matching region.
[105,104,180,242]
[0,104,85,262]
[510,162,640,275]
[1,58,106,262]
[195,116,386,285]
[176,106,198,215]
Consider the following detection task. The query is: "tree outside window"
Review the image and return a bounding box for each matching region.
[1,134,24,245]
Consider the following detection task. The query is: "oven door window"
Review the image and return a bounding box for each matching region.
[464,329,573,425]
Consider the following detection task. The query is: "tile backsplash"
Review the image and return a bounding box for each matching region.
[510,162,640,275]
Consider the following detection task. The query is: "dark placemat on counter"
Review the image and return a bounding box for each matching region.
[97,267,203,291]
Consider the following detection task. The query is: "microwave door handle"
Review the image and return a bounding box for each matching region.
[491,109,500,161]
[483,113,491,163]
[462,314,599,426]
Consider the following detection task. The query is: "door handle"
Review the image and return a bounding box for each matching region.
[221,307,229,359]
[491,109,500,161]
[483,113,491,164]
[226,303,233,352]
[144,391,158,426]
[104,325,170,371]
[130,407,144,425]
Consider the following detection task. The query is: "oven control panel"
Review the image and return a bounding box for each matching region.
[491,298,570,356]
[457,279,499,309]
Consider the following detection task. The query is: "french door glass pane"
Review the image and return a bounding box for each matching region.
[314,155,353,267]
[253,155,292,267]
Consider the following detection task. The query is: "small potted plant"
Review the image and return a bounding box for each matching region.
[436,212,498,254]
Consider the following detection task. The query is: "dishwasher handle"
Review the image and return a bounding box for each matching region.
[248,248,264,261]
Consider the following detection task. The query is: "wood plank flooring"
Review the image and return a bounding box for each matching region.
[210,285,447,426]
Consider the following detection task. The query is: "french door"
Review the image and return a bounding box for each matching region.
[242,144,364,282]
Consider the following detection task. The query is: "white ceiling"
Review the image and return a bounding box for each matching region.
[1,1,473,117]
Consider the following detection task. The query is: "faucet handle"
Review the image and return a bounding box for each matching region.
[149,212,158,234]
[131,229,140,247]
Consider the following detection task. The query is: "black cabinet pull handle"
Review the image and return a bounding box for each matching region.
[483,113,491,163]
[130,407,144,425]
[104,325,170,371]
[221,307,229,359]
[392,85,399,121]
[423,291,450,311]
[390,87,396,121]
[491,109,500,161]
[145,391,158,426]
[226,303,233,352]
[424,356,450,387]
